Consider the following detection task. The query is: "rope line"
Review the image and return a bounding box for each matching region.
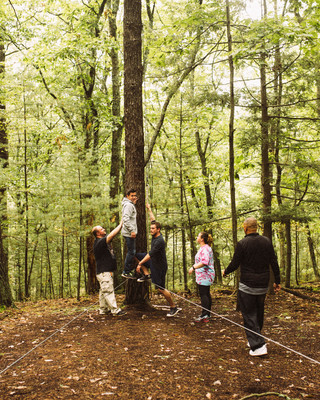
[157,284,320,366]
[1,280,319,376]
[0,280,126,376]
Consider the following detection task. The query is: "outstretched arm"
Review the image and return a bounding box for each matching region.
[106,220,123,243]
[146,203,156,222]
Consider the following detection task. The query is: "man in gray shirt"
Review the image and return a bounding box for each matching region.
[121,188,138,278]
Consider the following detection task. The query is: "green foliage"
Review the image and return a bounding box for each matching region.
[1,0,320,303]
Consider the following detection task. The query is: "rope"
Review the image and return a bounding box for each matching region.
[0,280,126,376]
[157,284,320,366]
[1,279,319,376]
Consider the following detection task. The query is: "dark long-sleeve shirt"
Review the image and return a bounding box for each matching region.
[224,233,280,288]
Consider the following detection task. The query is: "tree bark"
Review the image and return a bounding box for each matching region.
[0,43,13,307]
[226,0,237,250]
[123,0,148,304]
[260,2,272,240]
[306,224,320,281]
[107,0,123,287]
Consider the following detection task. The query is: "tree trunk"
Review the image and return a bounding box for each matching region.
[179,99,188,291]
[0,43,13,307]
[306,224,320,281]
[226,0,237,250]
[23,86,29,299]
[123,0,148,304]
[285,220,292,288]
[108,0,123,288]
[260,2,272,240]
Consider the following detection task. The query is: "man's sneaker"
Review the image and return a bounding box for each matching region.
[137,274,151,282]
[249,344,267,357]
[166,307,181,317]
[121,271,136,279]
[194,315,210,323]
[113,310,127,317]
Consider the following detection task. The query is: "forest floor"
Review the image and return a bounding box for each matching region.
[0,286,319,400]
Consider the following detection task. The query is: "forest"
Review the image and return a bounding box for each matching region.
[1,0,320,306]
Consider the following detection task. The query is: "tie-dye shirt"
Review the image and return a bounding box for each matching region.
[195,244,215,286]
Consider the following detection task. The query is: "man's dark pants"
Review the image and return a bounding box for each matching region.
[238,290,266,351]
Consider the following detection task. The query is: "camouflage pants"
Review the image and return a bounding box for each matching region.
[96,272,121,315]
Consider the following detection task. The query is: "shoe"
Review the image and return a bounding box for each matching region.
[99,310,111,315]
[137,274,151,282]
[121,271,136,279]
[194,315,210,323]
[113,310,127,317]
[249,344,267,356]
[166,307,181,317]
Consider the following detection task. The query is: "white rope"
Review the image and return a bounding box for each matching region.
[157,284,320,366]
[1,280,318,376]
[0,280,126,376]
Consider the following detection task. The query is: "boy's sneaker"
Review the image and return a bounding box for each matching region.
[166,307,181,317]
[194,315,210,323]
[137,274,151,282]
[114,310,127,317]
[249,344,268,357]
[121,271,136,279]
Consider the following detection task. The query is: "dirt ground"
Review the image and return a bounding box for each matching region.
[0,287,319,400]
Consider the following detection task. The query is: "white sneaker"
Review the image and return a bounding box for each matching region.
[249,344,267,356]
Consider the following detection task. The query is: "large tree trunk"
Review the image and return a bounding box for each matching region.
[123,0,148,304]
[0,43,13,307]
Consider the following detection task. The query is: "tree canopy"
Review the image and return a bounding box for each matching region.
[1,0,320,305]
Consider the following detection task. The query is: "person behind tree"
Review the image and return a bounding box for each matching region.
[223,217,281,356]
[92,222,126,316]
[189,232,215,322]
[135,203,181,317]
[121,188,138,279]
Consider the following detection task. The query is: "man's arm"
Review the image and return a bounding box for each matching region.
[106,220,123,243]
[223,242,243,277]
[146,203,156,222]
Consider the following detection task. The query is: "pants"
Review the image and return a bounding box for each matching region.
[124,236,136,273]
[238,290,266,351]
[198,284,212,317]
[96,272,121,315]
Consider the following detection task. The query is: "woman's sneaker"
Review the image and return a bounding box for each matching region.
[194,315,210,323]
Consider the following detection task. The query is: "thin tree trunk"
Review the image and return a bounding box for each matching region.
[23,85,29,299]
[46,235,55,298]
[0,43,13,306]
[60,220,65,298]
[179,98,188,291]
[260,1,272,240]
[226,0,237,249]
[306,224,320,281]
[285,220,292,288]
[295,224,299,286]
[108,0,123,288]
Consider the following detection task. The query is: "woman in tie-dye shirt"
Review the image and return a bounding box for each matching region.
[189,232,215,322]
